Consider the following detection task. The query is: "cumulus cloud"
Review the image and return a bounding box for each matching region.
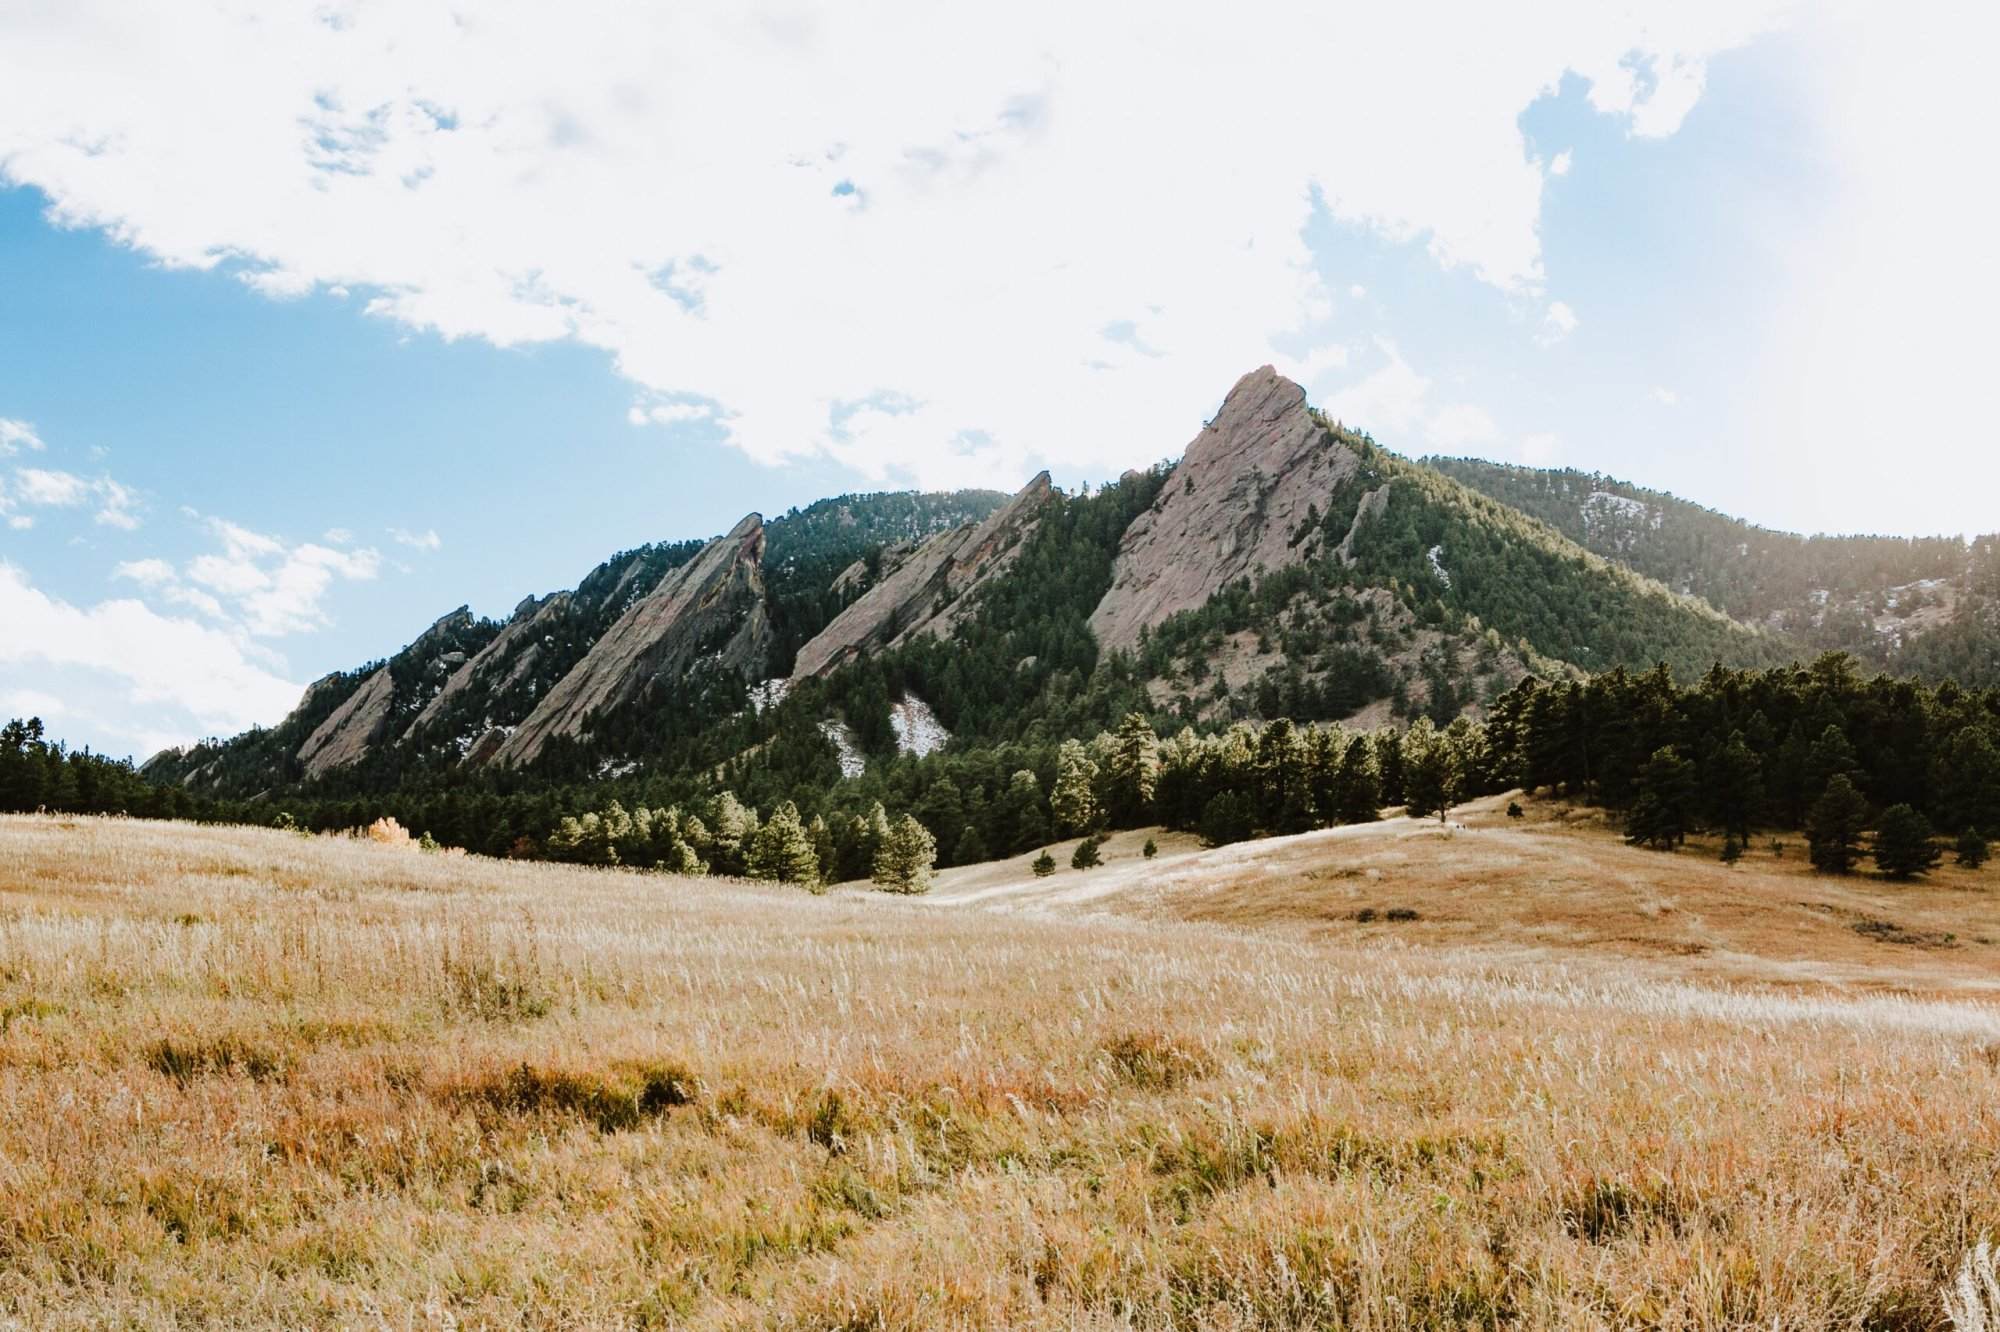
[0,562,303,749]
[136,517,383,637]
[5,466,140,528]
[0,1,1788,486]
[390,527,443,552]
[0,419,44,454]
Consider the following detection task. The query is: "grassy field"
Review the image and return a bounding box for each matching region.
[3,805,1999,1329]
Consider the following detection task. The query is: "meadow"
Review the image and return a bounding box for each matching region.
[2,806,1998,1329]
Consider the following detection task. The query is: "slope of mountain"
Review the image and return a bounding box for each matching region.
[793,472,1054,679]
[1429,457,1999,683]
[490,514,772,767]
[153,366,1978,815]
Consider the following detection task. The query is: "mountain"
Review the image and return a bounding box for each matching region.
[146,364,1988,821]
[1428,458,2000,686]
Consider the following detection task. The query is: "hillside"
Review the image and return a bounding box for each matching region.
[2,808,1994,1326]
[1429,456,2000,684]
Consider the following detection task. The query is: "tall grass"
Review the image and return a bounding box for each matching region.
[1,811,1997,1328]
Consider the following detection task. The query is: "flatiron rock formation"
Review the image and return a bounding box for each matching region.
[1088,366,1358,653]
[791,472,1054,679]
[490,515,771,766]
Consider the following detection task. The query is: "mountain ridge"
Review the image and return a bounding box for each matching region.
[142,367,1998,805]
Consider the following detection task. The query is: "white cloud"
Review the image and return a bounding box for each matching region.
[1737,0,2000,536]
[0,1,1789,489]
[390,527,443,552]
[0,562,302,747]
[112,557,176,586]
[1538,300,1579,345]
[1651,386,1679,406]
[1548,150,1573,177]
[139,517,384,637]
[14,468,88,506]
[0,419,44,454]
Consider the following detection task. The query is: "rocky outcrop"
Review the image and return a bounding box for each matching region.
[792,473,1054,679]
[402,592,571,743]
[1088,366,1359,653]
[488,515,771,766]
[296,666,394,780]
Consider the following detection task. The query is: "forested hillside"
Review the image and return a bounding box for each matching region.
[1429,457,1998,683]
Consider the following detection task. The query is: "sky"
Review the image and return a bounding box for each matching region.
[1,0,1996,761]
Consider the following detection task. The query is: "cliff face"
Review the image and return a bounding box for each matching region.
[488,515,771,766]
[296,666,394,780]
[1088,366,1358,653]
[285,607,481,779]
[791,472,1054,679]
[402,592,571,744]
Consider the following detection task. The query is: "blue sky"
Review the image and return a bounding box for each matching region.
[1,2,1993,760]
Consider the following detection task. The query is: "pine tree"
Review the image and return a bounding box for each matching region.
[1070,836,1103,870]
[1051,738,1100,835]
[1806,775,1869,875]
[1336,734,1382,824]
[1199,790,1255,847]
[953,823,989,866]
[1103,712,1158,827]
[1804,725,1862,804]
[1708,730,1764,840]
[1031,849,1057,877]
[1872,803,1940,880]
[748,801,822,889]
[1142,836,1158,859]
[871,814,938,894]
[1957,829,1990,869]
[999,770,1048,854]
[1401,718,1460,823]
[1625,747,1697,851]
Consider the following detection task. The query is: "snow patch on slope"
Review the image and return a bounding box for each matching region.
[890,693,950,758]
[818,719,866,779]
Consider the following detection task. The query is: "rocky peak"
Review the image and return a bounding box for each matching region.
[296,666,394,780]
[791,472,1054,679]
[1088,366,1358,653]
[488,514,771,766]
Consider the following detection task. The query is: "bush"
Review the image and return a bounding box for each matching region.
[1958,829,1990,869]
[1142,837,1158,859]
[1506,801,1524,820]
[1031,850,1056,878]
[1071,836,1103,870]
[1721,833,1743,865]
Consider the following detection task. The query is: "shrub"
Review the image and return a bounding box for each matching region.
[1506,801,1524,820]
[1031,850,1056,877]
[1071,836,1103,870]
[1721,833,1743,865]
[1958,830,1991,869]
[1142,836,1158,859]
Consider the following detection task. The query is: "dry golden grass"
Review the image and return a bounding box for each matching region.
[4,808,2000,1329]
[932,795,2000,997]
